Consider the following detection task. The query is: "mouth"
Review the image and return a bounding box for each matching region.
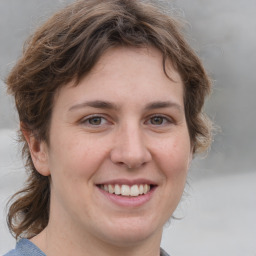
[97,184,155,197]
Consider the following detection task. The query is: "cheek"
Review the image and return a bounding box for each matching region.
[155,135,191,180]
[49,132,109,180]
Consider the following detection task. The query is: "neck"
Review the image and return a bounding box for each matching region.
[31,216,163,256]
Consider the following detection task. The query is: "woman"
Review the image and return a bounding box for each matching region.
[4,0,212,255]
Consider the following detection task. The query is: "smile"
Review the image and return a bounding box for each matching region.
[98,184,152,197]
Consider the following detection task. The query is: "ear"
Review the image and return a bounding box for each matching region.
[187,146,194,170]
[22,126,50,176]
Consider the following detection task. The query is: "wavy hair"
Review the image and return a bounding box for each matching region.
[6,0,212,239]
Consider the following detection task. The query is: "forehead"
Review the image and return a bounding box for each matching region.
[54,46,184,111]
[88,46,182,84]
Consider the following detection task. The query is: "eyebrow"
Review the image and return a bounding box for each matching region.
[68,100,183,112]
[145,101,183,112]
[68,100,119,112]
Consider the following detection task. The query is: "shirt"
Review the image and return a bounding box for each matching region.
[4,238,170,256]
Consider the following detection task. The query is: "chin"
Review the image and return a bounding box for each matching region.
[98,216,163,246]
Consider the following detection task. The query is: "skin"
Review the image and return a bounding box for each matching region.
[26,47,192,256]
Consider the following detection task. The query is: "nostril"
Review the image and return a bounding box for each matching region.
[110,140,152,169]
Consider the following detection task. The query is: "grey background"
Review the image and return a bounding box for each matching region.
[1,0,256,255]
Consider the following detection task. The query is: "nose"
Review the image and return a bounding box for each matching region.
[110,124,152,169]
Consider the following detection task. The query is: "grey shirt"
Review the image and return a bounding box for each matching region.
[4,239,46,256]
[4,239,170,256]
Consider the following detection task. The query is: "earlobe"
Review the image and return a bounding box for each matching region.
[22,125,50,176]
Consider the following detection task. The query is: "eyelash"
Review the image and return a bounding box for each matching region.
[145,115,174,126]
[80,115,109,127]
[80,114,173,127]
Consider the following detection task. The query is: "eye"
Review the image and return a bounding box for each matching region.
[81,115,108,126]
[88,116,104,125]
[150,116,165,125]
[146,115,173,126]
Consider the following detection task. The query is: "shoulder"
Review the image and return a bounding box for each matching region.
[3,239,46,256]
[3,248,20,256]
[3,249,18,256]
[160,247,170,256]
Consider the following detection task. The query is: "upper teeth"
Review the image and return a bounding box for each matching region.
[101,184,151,197]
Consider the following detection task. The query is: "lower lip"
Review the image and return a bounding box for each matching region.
[97,186,156,207]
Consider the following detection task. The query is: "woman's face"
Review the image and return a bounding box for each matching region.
[40,47,192,246]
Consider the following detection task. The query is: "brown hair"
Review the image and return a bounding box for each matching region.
[6,0,212,239]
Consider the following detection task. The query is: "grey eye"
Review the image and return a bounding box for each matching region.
[88,117,103,125]
[150,116,164,125]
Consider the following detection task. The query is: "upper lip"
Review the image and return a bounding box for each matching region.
[96,178,157,186]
